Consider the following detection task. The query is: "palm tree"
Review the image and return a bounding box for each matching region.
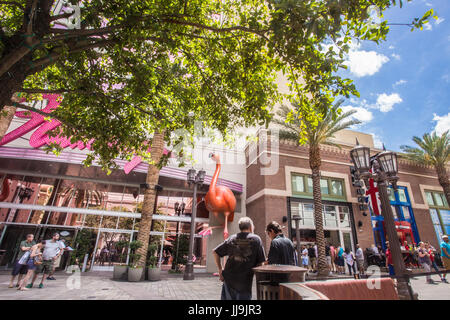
[400,130,450,206]
[274,100,361,276]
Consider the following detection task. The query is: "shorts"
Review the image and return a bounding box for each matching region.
[27,258,36,271]
[36,260,54,274]
[11,260,28,276]
[356,259,365,269]
[326,256,331,265]
[337,257,345,267]
[443,257,450,270]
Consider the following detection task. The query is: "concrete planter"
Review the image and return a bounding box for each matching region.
[113,265,128,280]
[147,267,161,281]
[128,267,143,282]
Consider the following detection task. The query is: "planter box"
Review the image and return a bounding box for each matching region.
[113,265,128,280]
[148,267,161,281]
[128,267,143,282]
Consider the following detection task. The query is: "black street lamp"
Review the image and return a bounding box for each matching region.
[183,168,206,280]
[350,141,416,300]
[292,215,302,266]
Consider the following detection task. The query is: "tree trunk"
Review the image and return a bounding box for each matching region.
[0,93,20,141]
[309,146,329,277]
[0,106,16,142]
[136,131,165,267]
[435,164,450,208]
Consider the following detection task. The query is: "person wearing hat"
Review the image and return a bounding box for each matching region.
[440,235,450,283]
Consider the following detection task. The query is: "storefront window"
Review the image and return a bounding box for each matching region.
[323,205,337,227]
[338,206,350,228]
[402,206,411,219]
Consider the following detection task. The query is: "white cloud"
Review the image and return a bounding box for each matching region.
[435,17,445,25]
[391,53,401,60]
[370,133,384,149]
[345,50,390,77]
[432,113,450,136]
[388,45,395,50]
[393,79,407,86]
[340,105,373,123]
[375,93,403,112]
[424,22,433,31]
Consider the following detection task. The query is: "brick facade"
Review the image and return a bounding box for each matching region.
[246,138,445,253]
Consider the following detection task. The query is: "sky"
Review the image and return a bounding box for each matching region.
[337,0,450,151]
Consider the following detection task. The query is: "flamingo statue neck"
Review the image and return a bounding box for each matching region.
[209,157,221,193]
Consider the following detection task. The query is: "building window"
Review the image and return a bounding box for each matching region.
[292,175,306,193]
[291,174,346,201]
[425,190,450,237]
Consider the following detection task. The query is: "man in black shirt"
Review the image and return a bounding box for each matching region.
[213,217,266,300]
[266,221,295,265]
[308,244,316,272]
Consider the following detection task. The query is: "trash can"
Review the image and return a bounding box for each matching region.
[253,265,308,300]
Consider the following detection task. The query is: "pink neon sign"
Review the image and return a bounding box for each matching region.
[0,94,168,174]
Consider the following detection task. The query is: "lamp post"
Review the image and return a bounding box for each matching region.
[350,142,416,300]
[292,215,302,266]
[183,168,206,280]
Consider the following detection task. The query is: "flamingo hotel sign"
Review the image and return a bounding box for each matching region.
[0,94,164,174]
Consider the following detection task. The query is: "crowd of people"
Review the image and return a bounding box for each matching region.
[8,232,67,291]
[213,217,450,300]
[7,221,449,299]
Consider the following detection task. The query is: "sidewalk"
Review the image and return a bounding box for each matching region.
[0,270,447,300]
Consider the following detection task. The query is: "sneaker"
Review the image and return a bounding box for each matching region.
[38,283,44,289]
[46,276,56,280]
[25,284,33,289]
[441,278,448,283]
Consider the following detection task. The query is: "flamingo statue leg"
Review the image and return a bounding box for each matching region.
[223,212,230,240]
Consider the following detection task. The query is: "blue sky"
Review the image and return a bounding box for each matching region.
[338,0,450,151]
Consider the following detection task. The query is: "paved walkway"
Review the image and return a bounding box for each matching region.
[0,271,448,300]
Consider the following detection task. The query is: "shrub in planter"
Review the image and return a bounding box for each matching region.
[127,240,143,282]
[147,256,160,281]
[113,240,129,280]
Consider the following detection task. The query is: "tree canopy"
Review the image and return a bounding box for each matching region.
[0,0,435,169]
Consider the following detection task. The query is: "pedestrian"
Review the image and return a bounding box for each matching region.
[17,240,45,291]
[418,241,434,284]
[330,243,336,273]
[355,244,365,275]
[266,221,295,283]
[385,241,395,276]
[425,242,446,283]
[9,234,36,288]
[307,244,316,272]
[47,237,66,280]
[26,232,65,289]
[301,245,309,268]
[336,245,345,274]
[325,243,332,274]
[440,235,450,283]
[343,248,356,276]
[213,217,266,300]
[266,221,295,265]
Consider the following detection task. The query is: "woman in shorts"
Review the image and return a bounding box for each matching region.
[18,240,45,291]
